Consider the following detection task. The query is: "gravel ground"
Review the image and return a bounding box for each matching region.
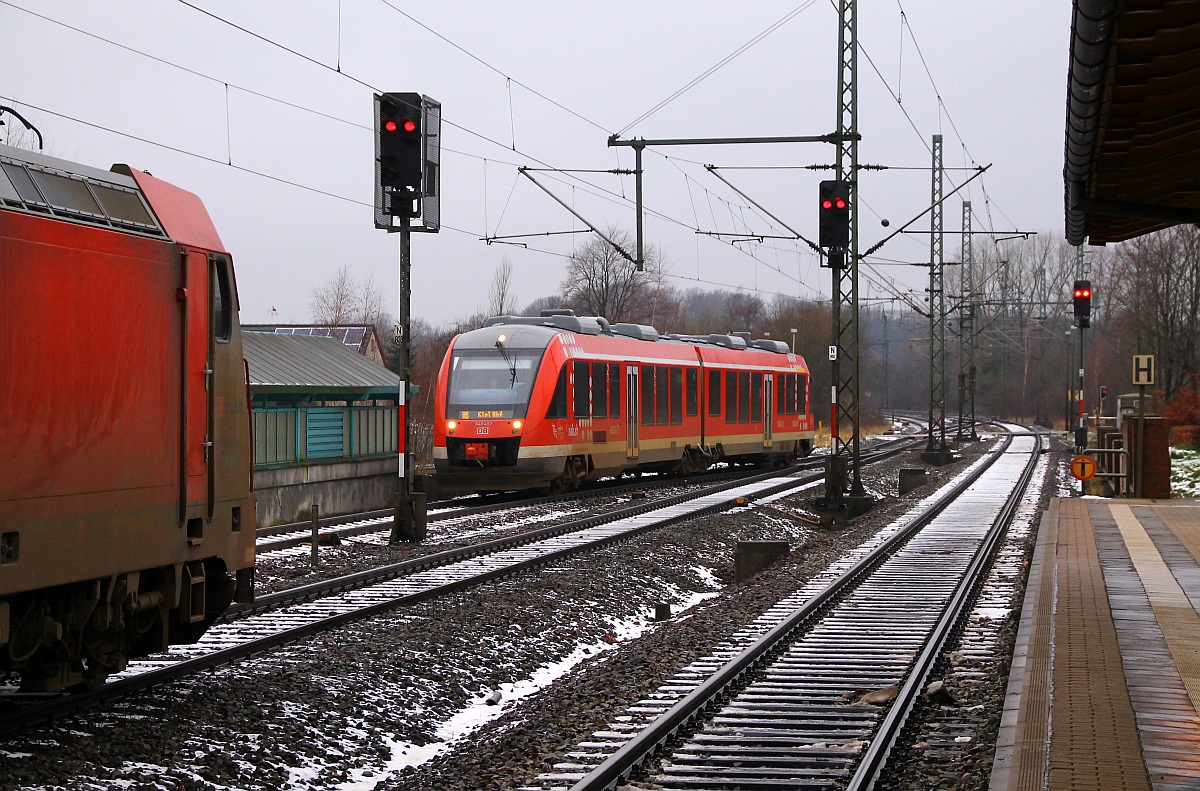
[0,429,1062,791]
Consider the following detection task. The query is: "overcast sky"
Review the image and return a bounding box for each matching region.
[2,1,1072,327]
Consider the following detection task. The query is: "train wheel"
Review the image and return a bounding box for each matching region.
[69,666,110,693]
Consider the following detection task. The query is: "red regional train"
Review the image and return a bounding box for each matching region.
[0,143,255,692]
[433,311,815,494]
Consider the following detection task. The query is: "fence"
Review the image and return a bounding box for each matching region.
[252,406,397,467]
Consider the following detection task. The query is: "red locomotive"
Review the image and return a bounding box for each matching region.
[0,143,255,691]
[433,311,815,493]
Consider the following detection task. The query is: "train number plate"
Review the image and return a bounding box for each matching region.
[476,423,491,435]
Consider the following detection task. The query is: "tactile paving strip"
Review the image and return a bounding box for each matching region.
[1110,504,1200,714]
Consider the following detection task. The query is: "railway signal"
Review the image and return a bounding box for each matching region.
[372,91,441,545]
[376,92,423,203]
[818,180,850,250]
[1073,279,1092,328]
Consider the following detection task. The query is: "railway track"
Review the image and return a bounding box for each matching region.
[253,465,800,556]
[254,420,927,556]
[0,430,924,737]
[523,424,1044,791]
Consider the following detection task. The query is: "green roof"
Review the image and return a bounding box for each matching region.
[242,331,399,398]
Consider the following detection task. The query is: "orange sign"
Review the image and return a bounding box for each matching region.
[1070,455,1096,481]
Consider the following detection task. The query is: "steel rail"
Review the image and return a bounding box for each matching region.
[568,427,1019,791]
[230,443,915,618]
[255,420,927,547]
[0,440,920,737]
[847,427,1044,789]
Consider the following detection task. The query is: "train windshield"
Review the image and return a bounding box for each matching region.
[447,348,543,419]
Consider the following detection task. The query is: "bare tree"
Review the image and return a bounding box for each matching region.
[1107,225,1200,399]
[560,227,667,324]
[309,264,388,328]
[487,257,520,316]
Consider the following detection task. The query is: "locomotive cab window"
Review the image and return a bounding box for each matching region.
[449,347,544,420]
[211,256,233,342]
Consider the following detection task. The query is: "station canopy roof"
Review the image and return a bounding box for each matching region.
[243,331,398,399]
[1064,0,1200,246]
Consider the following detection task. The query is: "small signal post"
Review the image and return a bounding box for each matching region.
[374,92,441,543]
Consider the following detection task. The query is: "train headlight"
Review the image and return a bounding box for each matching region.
[447,420,457,434]
[512,419,522,433]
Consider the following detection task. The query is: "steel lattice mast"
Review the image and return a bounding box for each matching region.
[924,134,949,461]
[957,200,978,440]
[825,0,870,518]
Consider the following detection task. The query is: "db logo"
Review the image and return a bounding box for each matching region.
[476,423,491,435]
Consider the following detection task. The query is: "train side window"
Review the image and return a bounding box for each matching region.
[738,372,751,423]
[777,374,787,414]
[609,364,621,419]
[709,370,722,417]
[547,366,568,419]
[641,365,654,426]
[573,360,591,418]
[751,373,763,422]
[669,367,683,425]
[593,362,608,418]
[725,370,737,424]
[686,368,698,417]
[211,256,233,342]
[655,365,669,425]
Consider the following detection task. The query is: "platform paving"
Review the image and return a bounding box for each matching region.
[992,498,1200,791]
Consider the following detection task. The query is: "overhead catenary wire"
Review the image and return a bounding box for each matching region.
[10,0,841,302]
[8,0,1011,308]
[616,0,822,135]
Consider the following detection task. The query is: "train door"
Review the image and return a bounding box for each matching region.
[763,374,774,449]
[181,247,212,526]
[626,366,639,459]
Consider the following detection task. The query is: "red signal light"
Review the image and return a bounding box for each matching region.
[822,199,833,209]
[402,119,417,133]
[835,197,847,209]
[384,119,397,132]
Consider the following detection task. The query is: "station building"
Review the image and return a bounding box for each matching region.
[242,329,399,527]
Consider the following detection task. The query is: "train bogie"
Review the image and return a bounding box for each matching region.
[0,144,255,691]
[433,312,815,495]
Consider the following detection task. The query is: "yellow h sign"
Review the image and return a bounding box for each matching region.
[1132,355,1155,387]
